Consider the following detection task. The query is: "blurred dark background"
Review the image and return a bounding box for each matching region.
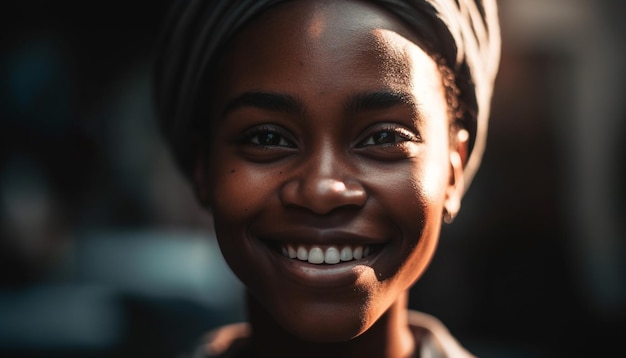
[1,1,624,357]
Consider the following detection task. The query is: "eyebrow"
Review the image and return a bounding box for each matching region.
[344,90,417,115]
[221,91,305,117]
[221,89,417,118]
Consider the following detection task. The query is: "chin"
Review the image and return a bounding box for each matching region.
[255,292,372,343]
[280,308,368,343]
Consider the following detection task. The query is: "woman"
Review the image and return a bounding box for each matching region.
[154,0,500,357]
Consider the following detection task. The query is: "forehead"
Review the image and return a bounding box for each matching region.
[211,0,446,125]
[217,0,434,87]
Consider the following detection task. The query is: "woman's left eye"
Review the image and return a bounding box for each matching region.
[357,127,419,147]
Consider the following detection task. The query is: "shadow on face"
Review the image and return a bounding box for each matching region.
[193,0,466,342]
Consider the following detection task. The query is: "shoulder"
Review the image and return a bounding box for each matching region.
[408,310,476,358]
[191,312,475,358]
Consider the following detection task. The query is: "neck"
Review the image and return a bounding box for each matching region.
[246,292,416,358]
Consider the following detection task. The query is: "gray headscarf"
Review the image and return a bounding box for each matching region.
[153,0,500,191]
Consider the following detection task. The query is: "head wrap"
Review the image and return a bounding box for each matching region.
[153,0,500,191]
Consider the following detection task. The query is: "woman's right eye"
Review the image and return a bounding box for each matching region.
[238,125,297,149]
[248,130,294,147]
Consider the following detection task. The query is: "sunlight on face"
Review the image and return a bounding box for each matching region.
[197,0,463,342]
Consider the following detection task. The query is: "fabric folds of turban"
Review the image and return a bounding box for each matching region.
[153,0,501,191]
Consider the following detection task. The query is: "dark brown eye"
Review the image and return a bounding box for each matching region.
[241,126,295,148]
[371,131,397,145]
[358,128,417,147]
[254,132,288,146]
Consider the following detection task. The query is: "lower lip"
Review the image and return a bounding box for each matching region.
[264,243,384,289]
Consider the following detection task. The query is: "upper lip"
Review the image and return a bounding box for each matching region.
[256,227,389,246]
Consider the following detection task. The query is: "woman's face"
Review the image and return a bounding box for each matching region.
[198,0,465,342]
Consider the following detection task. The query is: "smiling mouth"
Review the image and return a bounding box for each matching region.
[275,243,383,265]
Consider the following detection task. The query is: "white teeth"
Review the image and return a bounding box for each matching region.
[287,245,297,259]
[297,246,308,260]
[308,247,324,264]
[324,247,340,264]
[340,246,352,261]
[353,246,363,260]
[281,244,373,265]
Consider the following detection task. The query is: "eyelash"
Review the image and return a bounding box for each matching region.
[357,126,420,148]
[237,124,420,151]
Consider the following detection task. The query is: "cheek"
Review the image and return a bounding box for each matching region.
[207,160,270,282]
[210,169,252,221]
[403,155,449,273]
[208,158,276,223]
[370,155,448,219]
[369,155,448,277]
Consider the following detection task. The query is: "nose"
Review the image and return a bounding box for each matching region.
[279,154,367,215]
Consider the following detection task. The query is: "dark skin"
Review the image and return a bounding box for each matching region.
[194,1,468,357]
[245,291,431,358]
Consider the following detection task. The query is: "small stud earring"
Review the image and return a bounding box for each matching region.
[443,209,456,224]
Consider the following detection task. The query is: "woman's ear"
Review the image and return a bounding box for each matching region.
[443,129,469,223]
